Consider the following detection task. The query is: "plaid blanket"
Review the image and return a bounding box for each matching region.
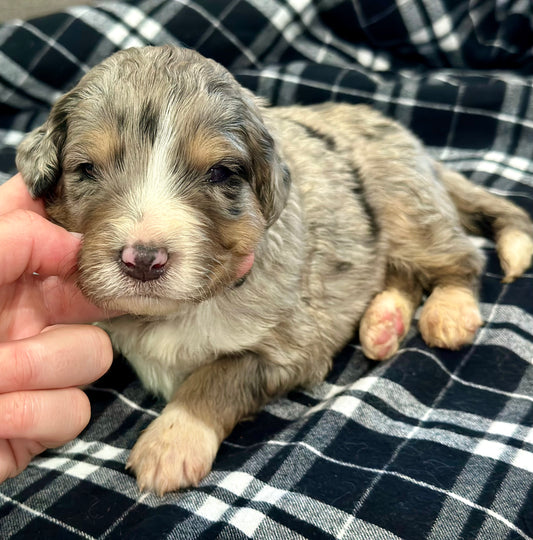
[1,1,533,538]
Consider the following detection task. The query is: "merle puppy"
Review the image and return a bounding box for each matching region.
[17,46,533,494]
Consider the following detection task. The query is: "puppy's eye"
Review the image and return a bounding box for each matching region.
[208,165,232,183]
[79,162,96,180]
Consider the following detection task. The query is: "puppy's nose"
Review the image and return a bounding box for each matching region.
[120,245,169,281]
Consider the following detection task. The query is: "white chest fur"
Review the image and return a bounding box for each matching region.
[101,284,285,401]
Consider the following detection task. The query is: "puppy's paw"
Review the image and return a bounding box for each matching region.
[419,286,482,350]
[126,407,220,495]
[360,289,413,360]
[497,228,533,283]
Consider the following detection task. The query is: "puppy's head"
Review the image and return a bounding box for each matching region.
[17,46,290,315]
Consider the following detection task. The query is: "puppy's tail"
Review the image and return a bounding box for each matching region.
[437,164,533,282]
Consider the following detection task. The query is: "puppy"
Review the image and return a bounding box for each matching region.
[16,46,533,494]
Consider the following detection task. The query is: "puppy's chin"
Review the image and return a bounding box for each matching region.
[87,277,236,317]
[100,296,184,317]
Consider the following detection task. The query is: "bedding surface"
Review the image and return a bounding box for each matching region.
[1,1,533,538]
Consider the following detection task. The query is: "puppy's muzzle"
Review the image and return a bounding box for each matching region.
[121,245,169,282]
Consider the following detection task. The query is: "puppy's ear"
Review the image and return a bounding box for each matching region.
[16,90,77,199]
[241,94,291,227]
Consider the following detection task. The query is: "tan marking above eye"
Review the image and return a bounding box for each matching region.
[64,124,122,170]
[184,127,246,174]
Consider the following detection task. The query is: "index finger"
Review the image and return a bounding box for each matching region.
[0,173,46,217]
[0,210,80,286]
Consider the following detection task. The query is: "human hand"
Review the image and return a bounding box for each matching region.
[0,174,114,483]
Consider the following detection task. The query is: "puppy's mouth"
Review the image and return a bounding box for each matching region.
[80,250,256,317]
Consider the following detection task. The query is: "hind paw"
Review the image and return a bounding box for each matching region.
[360,289,413,360]
[419,286,482,349]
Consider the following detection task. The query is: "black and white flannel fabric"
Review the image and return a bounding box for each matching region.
[1,1,533,538]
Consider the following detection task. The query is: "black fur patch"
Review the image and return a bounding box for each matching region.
[282,164,292,188]
[34,174,59,199]
[336,261,353,272]
[139,100,159,145]
[114,142,126,172]
[117,111,127,131]
[291,120,336,151]
[467,212,496,240]
[216,177,243,217]
[220,178,242,201]
[351,166,379,239]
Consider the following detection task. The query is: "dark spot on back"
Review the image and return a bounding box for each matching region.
[291,120,336,151]
[361,121,398,141]
[352,166,379,239]
[336,261,353,272]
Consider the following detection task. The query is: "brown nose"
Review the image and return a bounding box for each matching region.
[120,245,169,281]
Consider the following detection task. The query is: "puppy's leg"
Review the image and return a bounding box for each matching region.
[354,136,490,349]
[392,234,485,350]
[438,165,533,283]
[417,165,533,348]
[336,109,488,351]
[360,268,422,360]
[365,181,485,351]
[126,352,310,495]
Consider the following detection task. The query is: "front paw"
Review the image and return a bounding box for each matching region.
[126,407,220,495]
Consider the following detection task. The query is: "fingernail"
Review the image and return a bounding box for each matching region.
[69,232,83,240]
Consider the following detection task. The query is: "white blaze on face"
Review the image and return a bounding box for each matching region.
[117,105,211,291]
[137,102,179,225]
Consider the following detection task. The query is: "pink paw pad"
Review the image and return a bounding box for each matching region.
[360,293,410,361]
